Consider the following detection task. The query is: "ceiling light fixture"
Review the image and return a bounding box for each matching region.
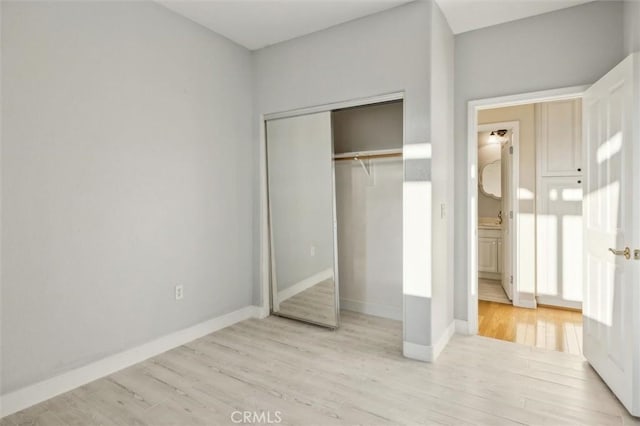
[488,129,508,144]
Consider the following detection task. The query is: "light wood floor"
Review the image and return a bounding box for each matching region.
[479,300,584,355]
[3,311,636,426]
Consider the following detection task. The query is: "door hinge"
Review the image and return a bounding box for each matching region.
[509,210,513,219]
[510,275,513,284]
[509,146,513,154]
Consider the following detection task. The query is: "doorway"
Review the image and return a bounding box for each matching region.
[467,87,587,355]
[476,122,517,306]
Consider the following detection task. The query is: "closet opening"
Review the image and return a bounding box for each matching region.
[262,95,404,334]
[468,88,585,355]
[333,101,404,322]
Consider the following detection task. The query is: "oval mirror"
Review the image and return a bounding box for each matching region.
[480,160,501,199]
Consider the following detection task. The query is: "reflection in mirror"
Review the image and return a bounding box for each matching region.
[266,112,339,328]
[480,160,501,199]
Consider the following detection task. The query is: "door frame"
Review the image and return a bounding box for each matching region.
[259,91,405,319]
[465,85,588,335]
[477,121,519,303]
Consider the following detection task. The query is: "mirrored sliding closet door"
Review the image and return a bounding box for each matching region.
[265,112,339,328]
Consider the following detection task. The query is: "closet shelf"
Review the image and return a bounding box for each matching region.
[333,148,402,161]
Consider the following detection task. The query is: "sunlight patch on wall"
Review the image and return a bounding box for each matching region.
[404,143,431,160]
[518,188,534,200]
[403,181,431,298]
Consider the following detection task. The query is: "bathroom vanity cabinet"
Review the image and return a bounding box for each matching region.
[478,226,502,280]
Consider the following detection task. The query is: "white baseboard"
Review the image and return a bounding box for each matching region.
[514,298,537,309]
[431,321,455,361]
[0,305,265,417]
[277,268,333,302]
[254,305,270,319]
[403,321,455,362]
[455,319,472,335]
[536,296,582,311]
[340,298,402,321]
[403,341,431,362]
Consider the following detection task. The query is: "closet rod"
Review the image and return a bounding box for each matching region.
[333,148,402,160]
[333,152,402,161]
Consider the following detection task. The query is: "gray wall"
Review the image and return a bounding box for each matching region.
[332,101,403,153]
[1,1,254,393]
[453,1,624,320]
[624,0,640,55]
[253,1,438,349]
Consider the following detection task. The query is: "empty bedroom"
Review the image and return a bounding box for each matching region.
[2,0,640,424]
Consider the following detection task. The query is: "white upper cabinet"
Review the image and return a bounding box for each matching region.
[536,99,582,176]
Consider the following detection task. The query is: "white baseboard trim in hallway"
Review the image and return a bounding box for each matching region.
[403,321,455,362]
[0,305,265,417]
[340,298,402,321]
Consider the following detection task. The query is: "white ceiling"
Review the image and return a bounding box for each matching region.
[436,0,594,34]
[157,0,413,50]
[158,0,595,51]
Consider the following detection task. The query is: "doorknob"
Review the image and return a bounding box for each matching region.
[609,247,631,260]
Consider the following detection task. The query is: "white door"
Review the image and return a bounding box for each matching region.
[583,53,640,416]
[501,139,513,299]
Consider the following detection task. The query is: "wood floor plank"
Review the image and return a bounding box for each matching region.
[2,311,635,425]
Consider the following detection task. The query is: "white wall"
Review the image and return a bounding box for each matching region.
[336,158,403,320]
[253,1,439,355]
[429,1,455,348]
[1,1,254,394]
[624,0,640,55]
[453,1,624,321]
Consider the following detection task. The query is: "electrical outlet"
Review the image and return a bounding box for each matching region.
[175,285,184,300]
[310,245,316,257]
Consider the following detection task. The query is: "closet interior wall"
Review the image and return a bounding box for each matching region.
[333,101,403,321]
